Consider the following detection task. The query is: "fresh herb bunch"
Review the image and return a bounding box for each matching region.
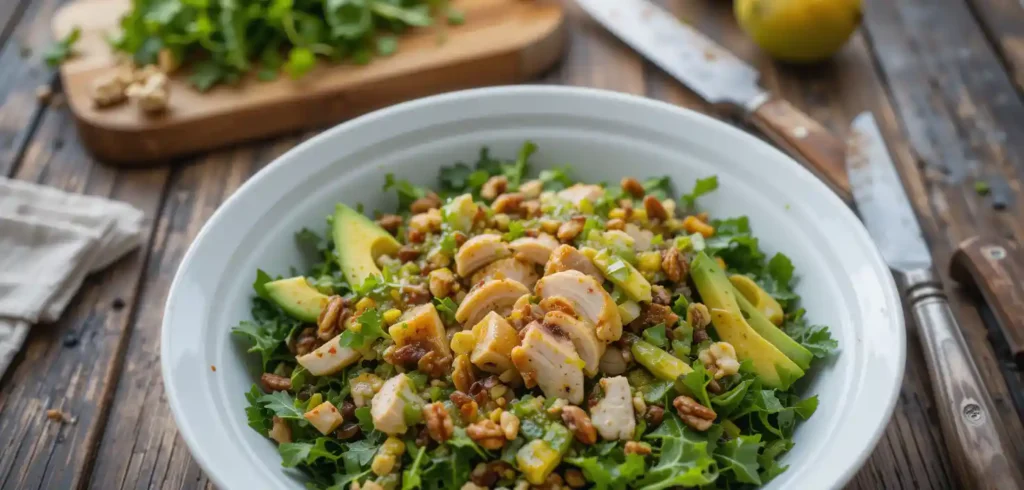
[108,0,462,91]
[236,143,838,489]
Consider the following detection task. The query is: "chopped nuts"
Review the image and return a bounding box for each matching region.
[410,209,443,233]
[125,71,170,113]
[451,391,480,421]
[651,285,671,305]
[564,468,587,488]
[682,215,715,237]
[481,176,509,200]
[560,406,597,444]
[499,411,520,440]
[492,192,524,214]
[645,405,665,426]
[417,350,452,378]
[452,354,477,393]
[519,180,543,199]
[317,295,346,340]
[410,193,443,213]
[686,303,711,329]
[423,403,456,446]
[620,177,645,197]
[606,218,626,231]
[698,342,741,379]
[661,247,686,283]
[90,68,133,107]
[556,216,586,243]
[428,267,457,299]
[629,303,679,331]
[260,372,291,392]
[467,419,506,449]
[397,245,421,262]
[376,214,403,234]
[673,395,717,431]
[624,441,652,456]
[643,195,669,222]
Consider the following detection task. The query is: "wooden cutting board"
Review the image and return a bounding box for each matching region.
[51,0,566,164]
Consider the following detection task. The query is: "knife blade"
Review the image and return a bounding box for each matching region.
[846,112,931,272]
[845,112,1024,490]
[576,0,852,202]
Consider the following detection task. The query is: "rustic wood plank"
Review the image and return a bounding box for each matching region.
[0,104,169,489]
[0,0,67,176]
[85,137,302,490]
[642,1,959,488]
[559,0,644,93]
[965,0,1024,91]
[0,0,31,53]
[861,0,1024,479]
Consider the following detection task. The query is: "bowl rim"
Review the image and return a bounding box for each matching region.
[161,85,906,490]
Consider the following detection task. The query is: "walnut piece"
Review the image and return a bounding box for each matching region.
[686,303,711,329]
[260,373,291,392]
[624,441,652,455]
[466,419,506,450]
[643,195,669,222]
[317,295,346,340]
[410,193,443,213]
[481,176,509,201]
[125,71,170,113]
[661,248,686,283]
[698,342,740,379]
[673,395,716,431]
[560,406,597,444]
[376,214,403,234]
[620,177,645,198]
[423,402,454,442]
[428,268,457,299]
[492,192,524,214]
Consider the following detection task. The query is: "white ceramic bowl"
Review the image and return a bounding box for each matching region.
[162,86,905,490]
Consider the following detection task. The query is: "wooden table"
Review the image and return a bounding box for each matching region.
[2,0,1023,488]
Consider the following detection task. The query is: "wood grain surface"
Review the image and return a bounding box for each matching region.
[51,0,566,164]
[951,238,1024,368]
[747,97,852,202]
[1,0,1023,488]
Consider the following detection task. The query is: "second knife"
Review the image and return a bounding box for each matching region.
[576,0,852,202]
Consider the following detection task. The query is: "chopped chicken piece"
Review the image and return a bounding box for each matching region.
[471,312,521,373]
[390,303,451,357]
[557,184,605,207]
[511,322,585,404]
[296,334,361,376]
[471,257,540,289]
[456,234,510,277]
[544,244,603,279]
[455,279,531,327]
[304,401,344,435]
[542,310,604,377]
[371,373,424,435]
[510,234,560,265]
[535,270,622,342]
[590,376,635,441]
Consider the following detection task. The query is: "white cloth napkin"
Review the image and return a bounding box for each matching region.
[0,177,145,376]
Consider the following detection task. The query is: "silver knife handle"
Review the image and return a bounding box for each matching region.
[903,269,1024,489]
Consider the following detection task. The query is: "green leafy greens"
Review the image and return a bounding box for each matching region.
[108,0,460,91]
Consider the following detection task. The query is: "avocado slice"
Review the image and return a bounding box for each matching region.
[333,203,401,287]
[264,276,331,322]
[586,248,652,303]
[631,339,693,381]
[690,252,804,389]
[733,288,813,370]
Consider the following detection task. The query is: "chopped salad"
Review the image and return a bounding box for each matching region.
[236,142,838,490]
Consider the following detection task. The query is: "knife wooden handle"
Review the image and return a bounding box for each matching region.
[950,236,1024,368]
[904,271,1024,490]
[748,97,853,203]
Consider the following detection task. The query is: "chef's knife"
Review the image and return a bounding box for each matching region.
[847,112,1024,490]
[575,0,851,203]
